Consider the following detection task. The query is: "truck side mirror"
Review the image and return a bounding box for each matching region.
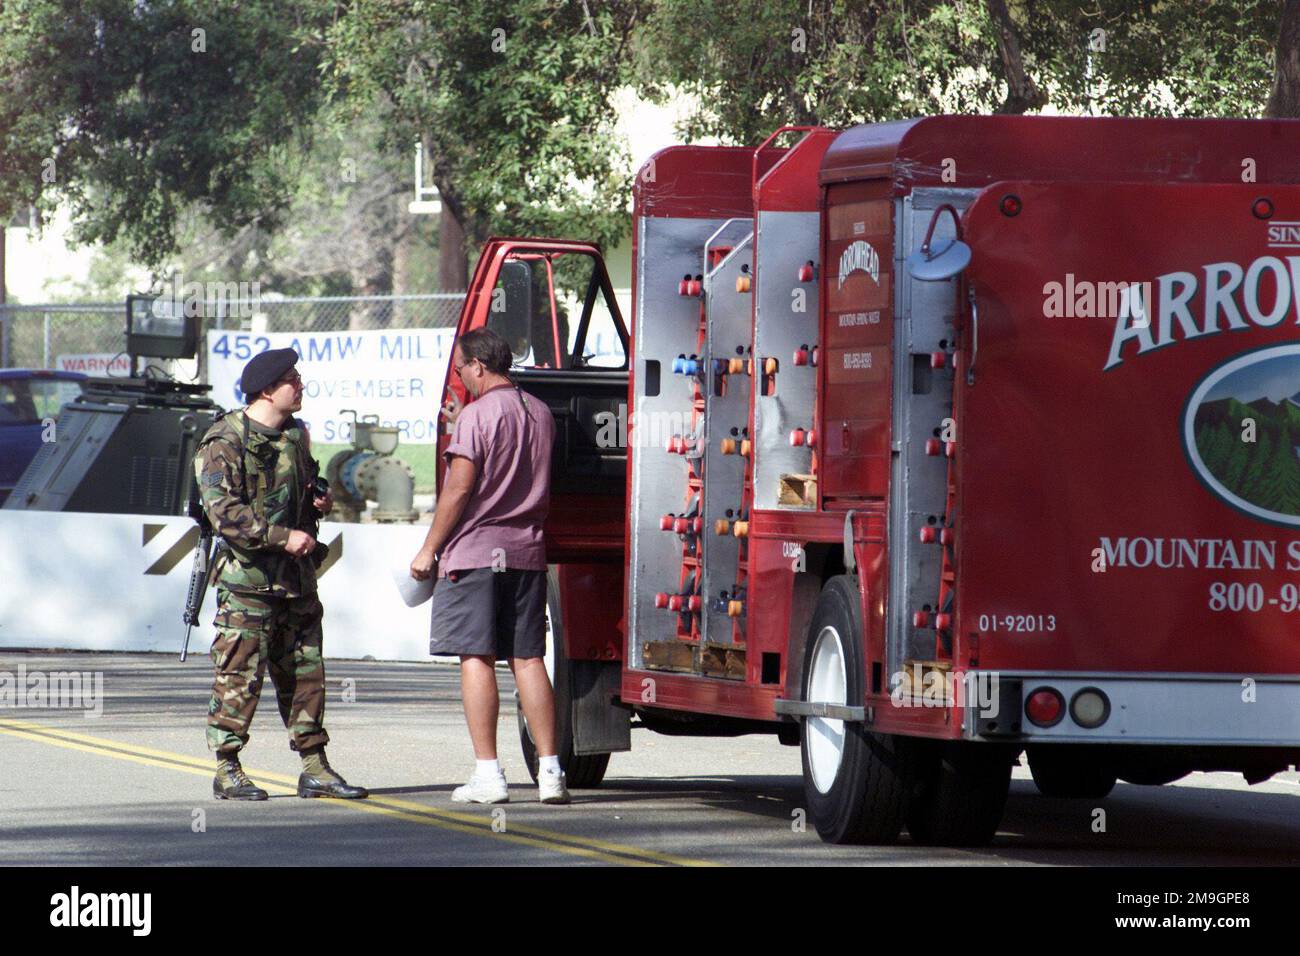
[906,204,971,281]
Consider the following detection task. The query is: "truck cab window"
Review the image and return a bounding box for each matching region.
[486,251,627,370]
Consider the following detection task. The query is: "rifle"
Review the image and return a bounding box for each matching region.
[181,498,216,662]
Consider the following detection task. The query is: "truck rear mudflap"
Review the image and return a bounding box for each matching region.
[954,182,1300,744]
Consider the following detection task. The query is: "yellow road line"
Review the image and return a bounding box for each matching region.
[0,718,715,867]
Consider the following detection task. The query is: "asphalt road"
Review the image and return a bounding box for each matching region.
[1,651,1298,867]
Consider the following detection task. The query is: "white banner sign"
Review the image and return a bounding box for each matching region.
[206,329,454,444]
[0,511,437,662]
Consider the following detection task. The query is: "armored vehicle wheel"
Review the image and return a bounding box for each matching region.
[800,575,913,844]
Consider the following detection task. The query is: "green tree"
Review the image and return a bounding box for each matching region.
[1222,418,1253,494]
[1019,0,1282,118]
[636,1,1293,148]
[1240,425,1272,505]
[637,1,1011,145]
[1196,417,1233,479]
[0,0,333,270]
[1255,420,1300,514]
[5,0,1300,300]
[325,0,649,288]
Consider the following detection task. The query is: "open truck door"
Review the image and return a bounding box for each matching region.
[438,238,633,785]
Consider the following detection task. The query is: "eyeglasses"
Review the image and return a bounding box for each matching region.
[275,371,302,388]
[453,358,479,375]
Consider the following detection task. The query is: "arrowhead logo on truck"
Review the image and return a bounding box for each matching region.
[837,240,880,287]
[1105,256,1300,371]
[1183,344,1300,526]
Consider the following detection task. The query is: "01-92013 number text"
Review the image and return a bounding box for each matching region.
[977,614,1056,633]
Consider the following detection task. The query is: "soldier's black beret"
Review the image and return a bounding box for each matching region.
[240,348,299,397]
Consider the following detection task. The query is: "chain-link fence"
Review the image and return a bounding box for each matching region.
[0,289,635,374]
[0,290,633,493]
[0,294,468,374]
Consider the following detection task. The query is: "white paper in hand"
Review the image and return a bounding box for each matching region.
[393,565,435,608]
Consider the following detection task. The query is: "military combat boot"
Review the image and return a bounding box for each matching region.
[213,754,269,801]
[297,747,368,800]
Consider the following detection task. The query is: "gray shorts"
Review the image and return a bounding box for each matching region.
[429,568,547,660]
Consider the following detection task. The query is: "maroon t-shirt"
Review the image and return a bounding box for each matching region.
[438,383,555,575]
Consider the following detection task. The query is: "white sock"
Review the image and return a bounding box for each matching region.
[539,754,561,775]
[476,758,502,778]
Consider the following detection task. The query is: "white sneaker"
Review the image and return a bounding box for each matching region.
[538,768,570,805]
[452,772,509,804]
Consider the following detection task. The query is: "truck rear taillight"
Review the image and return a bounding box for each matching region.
[1253,197,1274,220]
[1025,688,1065,727]
[1070,688,1110,728]
[797,261,815,282]
[999,194,1021,217]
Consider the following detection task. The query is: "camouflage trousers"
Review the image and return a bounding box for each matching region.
[206,587,331,755]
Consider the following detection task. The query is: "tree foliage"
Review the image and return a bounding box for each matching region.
[0,0,332,269]
[1017,0,1280,118]
[325,0,649,256]
[0,0,1297,288]
[636,0,1289,146]
[637,1,1007,144]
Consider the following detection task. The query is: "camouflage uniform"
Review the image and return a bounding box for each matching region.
[195,410,329,755]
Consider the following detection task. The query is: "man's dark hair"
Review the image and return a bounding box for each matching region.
[457,327,514,375]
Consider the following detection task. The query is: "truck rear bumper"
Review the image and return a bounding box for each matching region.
[962,671,1300,746]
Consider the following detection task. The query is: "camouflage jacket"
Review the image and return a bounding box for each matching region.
[193,410,321,597]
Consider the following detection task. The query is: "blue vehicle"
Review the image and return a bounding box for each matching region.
[0,369,86,504]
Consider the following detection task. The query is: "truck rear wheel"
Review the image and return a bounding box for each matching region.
[1027,745,1116,798]
[906,742,1013,846]
[518,570,611,789]
[800,576,913,844]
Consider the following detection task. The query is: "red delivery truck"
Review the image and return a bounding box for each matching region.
[438,115,1300,845]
